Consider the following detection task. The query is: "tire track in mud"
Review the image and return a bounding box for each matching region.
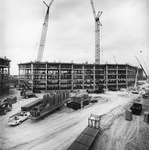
[8,119,81,150]
[3,92,135,150]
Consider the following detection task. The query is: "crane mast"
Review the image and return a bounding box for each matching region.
[90,0,102,64]
[37,0,54,62]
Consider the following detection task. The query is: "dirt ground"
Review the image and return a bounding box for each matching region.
[0,87,149,150]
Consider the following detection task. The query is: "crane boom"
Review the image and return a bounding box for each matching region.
[90,0,102,64]
[37,0,54,62]
[90,0,96,19]
[135,56,148,78]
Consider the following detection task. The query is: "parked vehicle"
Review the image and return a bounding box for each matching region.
[0,98,12,115]
[20,90,36,98]
[8,111,30,126]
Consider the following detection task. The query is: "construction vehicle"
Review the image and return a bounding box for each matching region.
[0,98,12,115]
[19,80,36,98]
[29,91,69,120]
[20,90,36,99]
[8,111,30,126]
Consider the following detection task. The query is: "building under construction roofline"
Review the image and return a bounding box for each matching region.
[18,61,143,91]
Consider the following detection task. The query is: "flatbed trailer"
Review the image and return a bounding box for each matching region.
[29,99,69,120]
[67,127,99,150]
[67,114,101,150]
[29,91,70,120]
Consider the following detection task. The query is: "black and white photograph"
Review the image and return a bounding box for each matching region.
[0,0,149,150]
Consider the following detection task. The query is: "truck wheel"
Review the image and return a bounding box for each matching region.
[3,108,8,115]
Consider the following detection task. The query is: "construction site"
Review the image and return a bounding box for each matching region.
[0,0,149,150]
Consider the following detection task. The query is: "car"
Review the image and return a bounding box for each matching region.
[8,111,30,126]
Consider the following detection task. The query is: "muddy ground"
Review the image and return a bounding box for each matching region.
[0,88,149,150]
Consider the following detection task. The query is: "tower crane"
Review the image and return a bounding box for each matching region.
[90,0,102,64]
[37,0,54,62]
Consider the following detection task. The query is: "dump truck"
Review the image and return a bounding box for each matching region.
[29,91,69,120]
[0,98,12,115]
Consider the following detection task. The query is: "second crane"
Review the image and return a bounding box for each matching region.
[37,0,54,62]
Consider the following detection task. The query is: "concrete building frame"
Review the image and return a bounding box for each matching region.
[18,62,143,91]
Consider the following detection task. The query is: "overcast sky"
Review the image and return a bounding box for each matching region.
[0,0,149,75]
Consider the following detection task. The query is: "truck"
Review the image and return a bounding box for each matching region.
[8,111,30,126]
[20,90,36,98]
[29,91,69,120]
[0,98,12,115]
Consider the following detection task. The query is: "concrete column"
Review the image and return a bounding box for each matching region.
[18,64,20,87]
[126,64,128,88]
[59,64,61,90]
[105,64,108,89]
[116,65,118,90]
[31,63,34,90]
[93,65,95,90]
[82,65,84,89]
[71,64,73,91]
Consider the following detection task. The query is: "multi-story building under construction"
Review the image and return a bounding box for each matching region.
[18,62,143,91]
[0,57,11,95]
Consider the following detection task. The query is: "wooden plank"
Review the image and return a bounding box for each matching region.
[82,127,99,137]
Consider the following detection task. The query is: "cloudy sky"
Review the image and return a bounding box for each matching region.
[1,0,149,75]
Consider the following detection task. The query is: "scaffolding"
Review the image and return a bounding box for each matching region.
[0,57,11,95]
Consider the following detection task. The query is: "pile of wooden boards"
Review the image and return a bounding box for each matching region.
[67,92,90,110]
